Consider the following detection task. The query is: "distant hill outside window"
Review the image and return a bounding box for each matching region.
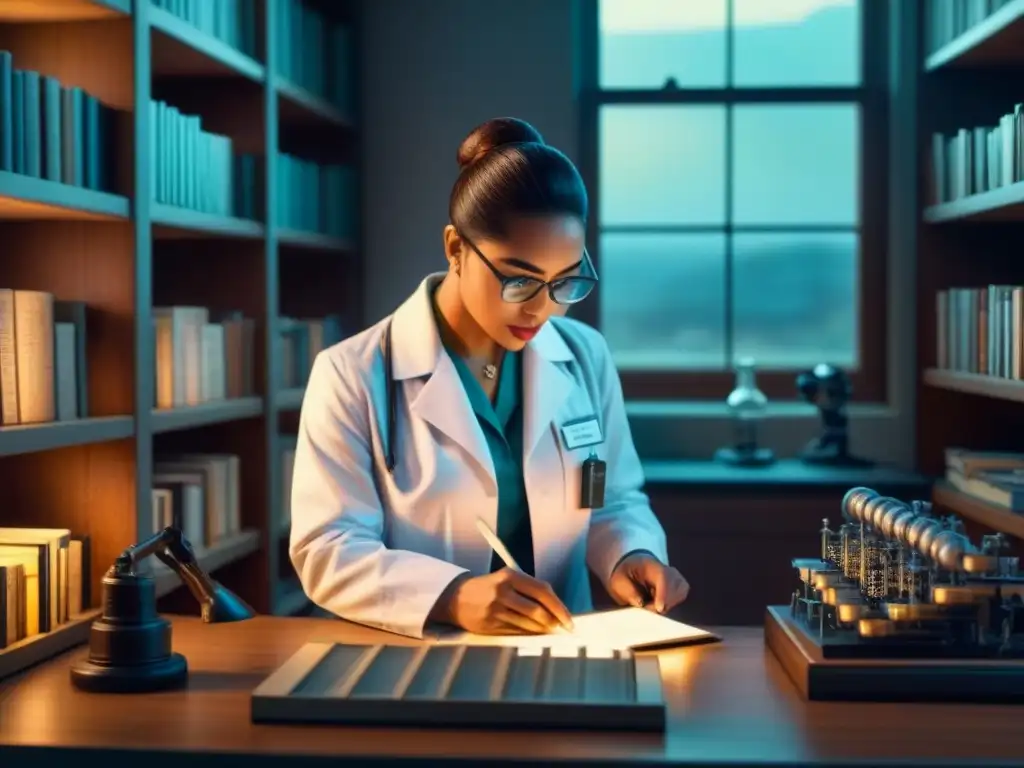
[596,0,862,374]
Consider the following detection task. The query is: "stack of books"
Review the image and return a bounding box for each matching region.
[150,99,261,220]
[944,446,1024,513]
[935,285,1024,379]
[273,0,354,115]
[0,527,91,649]
[276,153,356,239]
[279,314,344,389]
[152,453,243,551]
[925,0,1018,55]
[152,306,256,409]
[151,0,260,58]
[0,289,89,426]
[929,100,1024,206]
[0,50,118,192]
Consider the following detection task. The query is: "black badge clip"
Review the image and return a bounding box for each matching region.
[580,450,607,509]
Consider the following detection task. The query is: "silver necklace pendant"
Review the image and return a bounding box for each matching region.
[482,364,498,380]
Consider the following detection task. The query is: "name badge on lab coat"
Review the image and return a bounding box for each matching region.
[560,416,603,450]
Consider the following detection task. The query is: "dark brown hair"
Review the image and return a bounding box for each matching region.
[448,117,588,241]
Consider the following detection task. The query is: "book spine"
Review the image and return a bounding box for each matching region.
[40,75,62,182]
[0,52,12,172]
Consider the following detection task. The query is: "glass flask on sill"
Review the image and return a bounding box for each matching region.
[714,357,775,467]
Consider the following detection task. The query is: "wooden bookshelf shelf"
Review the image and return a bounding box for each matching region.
[0,0,361,681]
[151,203,264,239]
[0,172,130,221]
[151,397,264,433]
[153,528,261,597]
[0,609,101,680]
[923,368,1024,403]
[926,0,1024,71]
[0,0,129,22]
[150,6,265,81]
[924,180,1024,223]
[276,387,305,411]
[933,481,1024,542]
[275,76,353,128]
[0,416,134,457]
[278,228,353,253]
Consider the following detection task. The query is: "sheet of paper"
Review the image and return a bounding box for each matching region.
[429,607,717,653]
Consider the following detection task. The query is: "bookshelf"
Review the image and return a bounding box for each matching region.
[0,0,360,681]
[924,0,1024,70]
[918,1,1024,540]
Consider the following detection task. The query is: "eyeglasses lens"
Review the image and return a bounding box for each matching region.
[551,279,595,304]
[501,278,544,303]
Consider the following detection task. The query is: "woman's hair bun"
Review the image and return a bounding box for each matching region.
[456,117,544,169]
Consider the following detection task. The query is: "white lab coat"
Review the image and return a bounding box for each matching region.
[289,273,669,638]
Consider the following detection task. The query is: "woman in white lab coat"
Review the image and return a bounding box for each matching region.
[289,117,689,640]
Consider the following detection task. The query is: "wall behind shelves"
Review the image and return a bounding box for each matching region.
[360,0,578,322]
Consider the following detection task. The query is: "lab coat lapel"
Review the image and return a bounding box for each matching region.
[523,322,576,586]
[390,274,495,485]
[522,323,575,459]
[411,356,495,483]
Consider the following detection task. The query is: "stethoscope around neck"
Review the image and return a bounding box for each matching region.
[380,319,398,473]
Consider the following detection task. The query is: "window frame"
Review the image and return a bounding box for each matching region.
[575,0,890,403]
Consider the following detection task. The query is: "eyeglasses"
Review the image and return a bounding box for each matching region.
[460,232,598,305]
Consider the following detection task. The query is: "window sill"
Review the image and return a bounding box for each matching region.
[625,400,913,469]
[626,400,895,420]
[640,457,932,490]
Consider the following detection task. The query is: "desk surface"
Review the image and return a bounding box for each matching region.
[0,615,1020,768]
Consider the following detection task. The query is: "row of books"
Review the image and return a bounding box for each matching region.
[0,290,88,426]
[924,0,1017,55]
[928,103,1024,205]
[274,0,354,115]
[0,527,91,649]
[279,435,296,536]
[935,285,1024,379]
[0,52,115,192]
[151,0,260,59]
[944,446,1024,512]
[279,315,344,389]
[150,99,256,219]
[152,453,242,552]
[153,306,256,410]
[277,154,356,239]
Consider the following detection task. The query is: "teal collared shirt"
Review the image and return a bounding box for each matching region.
[443,344,536,577]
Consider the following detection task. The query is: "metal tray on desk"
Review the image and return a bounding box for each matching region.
[251,642,666,731]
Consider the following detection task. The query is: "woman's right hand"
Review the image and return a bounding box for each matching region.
[431,569,574,635]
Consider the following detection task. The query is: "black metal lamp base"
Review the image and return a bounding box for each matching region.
[70,567,191,694]
[70,652,188,693]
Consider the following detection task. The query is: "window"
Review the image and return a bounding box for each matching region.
[580,0,888,401]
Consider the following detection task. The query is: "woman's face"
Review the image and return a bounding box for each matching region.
[448,215,588,351]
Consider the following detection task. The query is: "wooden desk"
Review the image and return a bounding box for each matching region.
[0,614,1020,767]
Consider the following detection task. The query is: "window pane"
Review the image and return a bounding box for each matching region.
[599,0,727,88]
[733,0,860,86]
[599,232,727,370]
[732,104,858,226]
[600,106,726,226]
[731,232,858,370]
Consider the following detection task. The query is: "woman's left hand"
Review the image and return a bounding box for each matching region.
[607,552,690,614]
